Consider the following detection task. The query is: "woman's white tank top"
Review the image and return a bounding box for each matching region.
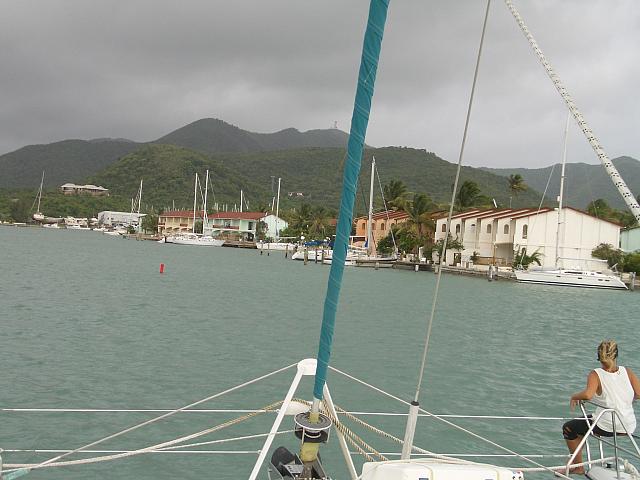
[593,366,636,434]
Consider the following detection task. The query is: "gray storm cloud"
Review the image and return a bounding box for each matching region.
[1,0,638,168]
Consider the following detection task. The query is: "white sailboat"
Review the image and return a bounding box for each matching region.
[257,177,297,252]
[514,115,627,290]
[165,171,225,247]
[31,171,62,225]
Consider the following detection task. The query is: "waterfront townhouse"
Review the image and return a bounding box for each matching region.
[434,207,620,268]
[205,212,287,241]
[158,210,287,241]
[353,210,410,248]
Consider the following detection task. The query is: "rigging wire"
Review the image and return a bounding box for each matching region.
[374,163,398,254]
[517,162,556,268]
[412,0,491,404]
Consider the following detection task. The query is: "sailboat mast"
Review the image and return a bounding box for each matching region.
[137,179,143,215]
[555,113,569,268]
[505,0,640,223]
[192,174,198,234]
[240,189,243,213]
[37,171,44,213]
[367,157,376,254]
[275,178,281,240]
[203,170,209,232]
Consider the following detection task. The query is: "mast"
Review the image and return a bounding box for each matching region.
[192,174,198,234]
[366,157,376,255]
[240,190,243,213]
[137,179,143,215]
[555,113,569,268]
[203,170,210,233]
[37,171,44,213]
[312,0,388,421]
[275,177,281,240]
[505,0,640,223]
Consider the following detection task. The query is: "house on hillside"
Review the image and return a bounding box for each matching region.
[60,183,109,196]
[434,207,621,268]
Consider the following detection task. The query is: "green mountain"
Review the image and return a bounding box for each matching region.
[0,118,349,189]
[0,139,139,189]
[482,156,640,210]
[155,118,350,154]
[210,146,545,211]
[90,145,546,215]
[89,144,273,211]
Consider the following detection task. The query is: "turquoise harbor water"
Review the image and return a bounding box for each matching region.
[1,226,638,479]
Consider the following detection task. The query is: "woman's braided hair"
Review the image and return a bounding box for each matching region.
[598,340,618,370]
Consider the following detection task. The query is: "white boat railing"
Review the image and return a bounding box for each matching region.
[565,400,640,477]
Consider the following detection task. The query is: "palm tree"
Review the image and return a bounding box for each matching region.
[456,181,481,209]
[289,203,313,233]
[402,193,436,241]
[508,174,527,207]
[308,206,330,239]
[513,247,543,269]
[383,180,408,210]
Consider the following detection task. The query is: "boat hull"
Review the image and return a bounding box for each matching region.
[165,234,225,246]
[515,269,627,289]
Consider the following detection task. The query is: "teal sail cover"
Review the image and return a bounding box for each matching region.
[313,0,390,400]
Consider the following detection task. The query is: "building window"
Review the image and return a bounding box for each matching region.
[362,222,366,230]
[455,224,461,234]
[522,224,528,239]
[504,224,509,235]
[372,223,376,230]
[381,222,385,231]
[486,224,492,234]
[441,224,447,232]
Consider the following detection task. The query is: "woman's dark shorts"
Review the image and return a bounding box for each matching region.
[563,415,613,440]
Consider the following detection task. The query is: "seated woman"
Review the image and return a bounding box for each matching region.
[562,340,640,474]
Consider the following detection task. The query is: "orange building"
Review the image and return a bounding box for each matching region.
[353,210,410,248]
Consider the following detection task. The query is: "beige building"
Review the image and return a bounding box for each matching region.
[60,183,109,196]
[353,210,410,247]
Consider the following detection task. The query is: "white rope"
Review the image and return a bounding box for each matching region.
[3,362,296,474]
[0,407,574,420]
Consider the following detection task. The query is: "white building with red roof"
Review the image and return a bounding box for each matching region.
[434,207,621,268]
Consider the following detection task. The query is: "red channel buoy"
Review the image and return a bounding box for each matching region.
[160,263,165,274]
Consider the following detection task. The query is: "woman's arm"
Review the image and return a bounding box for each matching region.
[570,370,599,409]
[626,367,640,400]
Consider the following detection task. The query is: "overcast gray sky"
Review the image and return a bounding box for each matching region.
[1,1,638,168]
